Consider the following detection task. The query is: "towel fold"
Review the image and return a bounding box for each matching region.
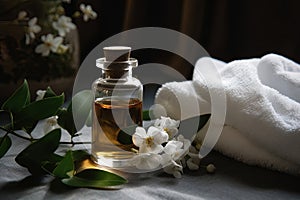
[155,54,300,175]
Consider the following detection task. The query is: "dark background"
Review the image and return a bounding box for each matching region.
[76,0,300,79]
[1,0,300,80]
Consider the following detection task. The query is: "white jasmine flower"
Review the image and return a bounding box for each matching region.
[44,116,60,134]
[36,90,46,101]
[161,136,190,167]
[206,164,216,173]
[52,15,76,37]
[17,11,28,21]
[80,4,97,22]
[154,116,180,138]
[131,153,162,170]
[25,17,41,45]
[35,34,63,56]
[163,140,185,162]
[132,126,168,154]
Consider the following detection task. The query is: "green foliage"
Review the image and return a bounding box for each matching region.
[57,90,93,136]
[0,135,12,158]
[53,150,74,179]
[1,80,30,113]
[15,129,62,175]
[143,110,151,120]
[0,80,128,189]
[0,79,212,189]
[13,94,64,132]
[62,169,127,189]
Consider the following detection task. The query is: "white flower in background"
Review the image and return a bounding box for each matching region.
[35,34,63,56]
[17,11,28,21]
[25,17,41,45]
[44,116,60,134]
[35,90,46,101]
[154,116,180,138]
[130,153,162,170]
[56,44,69,54]
[80,4,97,22]
[52,15,76,37]
[132,126,169,154]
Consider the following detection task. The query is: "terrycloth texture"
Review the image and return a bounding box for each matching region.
[155,54,300,175]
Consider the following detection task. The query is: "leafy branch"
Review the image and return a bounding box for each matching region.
[0,80,127,189]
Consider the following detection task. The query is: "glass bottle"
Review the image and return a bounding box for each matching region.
[91,46,143,168]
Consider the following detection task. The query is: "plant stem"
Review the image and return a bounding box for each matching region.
[0,126,91,145]
[59,141,91,145]
[0,126,33,141]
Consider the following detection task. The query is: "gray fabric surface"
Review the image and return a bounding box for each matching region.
[1,131,300,200]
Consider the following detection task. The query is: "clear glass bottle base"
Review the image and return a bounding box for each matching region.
[92,151,135,168]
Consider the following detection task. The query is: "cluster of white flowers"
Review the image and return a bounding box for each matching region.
[129,116,208,178]
[15,1,97,56]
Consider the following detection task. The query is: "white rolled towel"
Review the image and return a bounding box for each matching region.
[155,54,300,175]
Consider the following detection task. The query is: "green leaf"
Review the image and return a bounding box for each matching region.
[70,90,93,130]
[117,125,137,145]
[1,80,30,113]
[71,150,90,162]
[85,110,92,127]
[15,129,61,175]
[62,169,127,189]
[58,90,93,136]
[41,153,63,174]
[53,151,74,179]
[57,108,77,136]
[143,110,150,120]
[43,87,57,98]
[14,94,64,131]
[0,135,12,159]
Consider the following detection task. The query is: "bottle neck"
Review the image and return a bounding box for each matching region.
[102,67,132,79]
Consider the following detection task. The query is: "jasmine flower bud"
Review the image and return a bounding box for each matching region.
[206,164,216,173]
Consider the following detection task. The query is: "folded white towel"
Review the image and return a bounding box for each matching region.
[155,54,300,175]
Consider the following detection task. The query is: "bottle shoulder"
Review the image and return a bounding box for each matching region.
[92,77,142,90]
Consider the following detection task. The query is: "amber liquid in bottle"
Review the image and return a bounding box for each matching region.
[92,97,142,167]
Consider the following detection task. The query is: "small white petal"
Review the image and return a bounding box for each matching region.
[28,17,37,26]
[132,127,147,147]
[44,116,60,134]
[18,11,27,20]
[36,90,46,101]
[133,153,162,170]
[148,126,168,144]
[80,4,85,11]
[146,144,163,154]
[25,34,30,45]
[83,15,89,22]
[164,141,179,155]
[35,44,50,56]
